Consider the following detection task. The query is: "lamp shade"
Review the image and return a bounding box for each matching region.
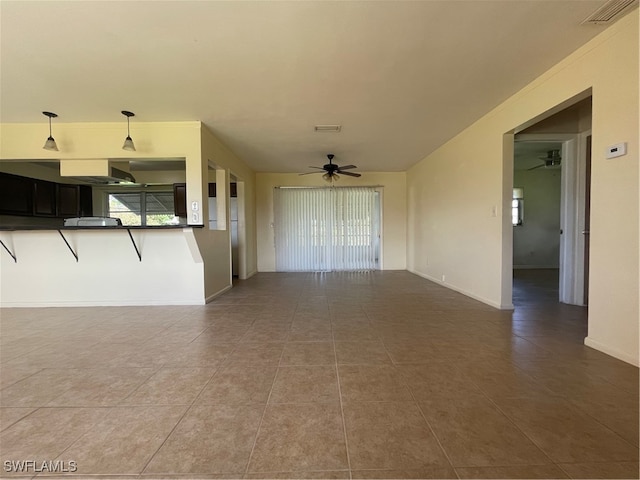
[43,136,58,151]
[122,136,136,151]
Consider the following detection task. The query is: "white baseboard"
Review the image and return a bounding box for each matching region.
[204,284,233,303]
[584,336,639,366]
[0,299,206,308]
[408,269,513,310]
[243,270,258,280]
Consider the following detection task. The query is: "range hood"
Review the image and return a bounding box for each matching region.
[68,166,137,184]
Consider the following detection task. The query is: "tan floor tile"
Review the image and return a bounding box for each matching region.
[280,342,335,366]
[351,467,457,478]
[466,362,554,399]
[196,365,277,405]
[248,403,348,473]
[338,365,413,402]
[455,464,570,479]
[288,323,333,342]
[163,343,236,367]
[189,325,251,344]
[0,367,42,390]
[334,342,391,365]
[0,369,91,407]
[0,407,36,431]
[343,401,450,470]
[123,367,216,405]
[228,343,285,366]
[240,326,290,343]
[45,368,155,406]
[0,407,108,462]
[396,363,483,401]
[419,395,550,467]
[144,404,264,475]
[332,324,379,342]
[269,366,339,404]
[567,387,640,447]
[495,396,639,463]
[558,461,640,479]
[60,406,186,475]
[245,470,349,479]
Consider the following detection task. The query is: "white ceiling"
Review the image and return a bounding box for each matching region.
[0,1,623,173]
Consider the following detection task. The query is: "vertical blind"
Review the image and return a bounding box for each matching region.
[274,187,379,271]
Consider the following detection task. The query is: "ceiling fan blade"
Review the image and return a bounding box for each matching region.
[338,171,361,177]
[308,166,325,170]
[527,164,545,171]
[337,164,357,170]
[299,171,323,175]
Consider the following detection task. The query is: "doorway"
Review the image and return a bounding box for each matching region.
[511,96,592,307]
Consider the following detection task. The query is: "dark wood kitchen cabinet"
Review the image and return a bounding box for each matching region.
[0,171,93,218]
[56,184,80,217]
[33,179,57,216]
[56,184,93,218]
[173,183,187,217]
[0,172,33,215]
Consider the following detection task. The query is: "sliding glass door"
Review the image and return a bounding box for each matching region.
[274,187,380,271]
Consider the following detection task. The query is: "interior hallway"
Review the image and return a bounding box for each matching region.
[1,271,638,479]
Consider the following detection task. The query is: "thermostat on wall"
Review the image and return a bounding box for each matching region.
[606,142,627,159]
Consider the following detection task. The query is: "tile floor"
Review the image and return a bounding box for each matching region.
[0,270,638,479]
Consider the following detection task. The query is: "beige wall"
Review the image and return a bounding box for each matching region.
[200,125,257,278]
[408,12,638,364]
[256,172,407,272]
[0,121,254,304]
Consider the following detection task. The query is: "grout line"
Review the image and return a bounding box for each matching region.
[332,311,353,480]
[138,313,246,476]
[243,314,290,477]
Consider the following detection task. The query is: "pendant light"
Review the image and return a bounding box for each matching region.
[42,112,59,151]
[121,110,136,151]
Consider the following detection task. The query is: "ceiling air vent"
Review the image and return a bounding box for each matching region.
[582,0,638,24]
[314,125,341,132]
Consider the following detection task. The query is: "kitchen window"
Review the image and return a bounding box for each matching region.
[108,191,176,226]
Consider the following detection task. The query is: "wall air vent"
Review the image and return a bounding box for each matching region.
[314,125,342,132]
[582,0,638,24]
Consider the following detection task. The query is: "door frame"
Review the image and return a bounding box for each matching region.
[513,132,590,305]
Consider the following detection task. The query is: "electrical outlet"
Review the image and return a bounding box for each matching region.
[192,212,199,222]
[191,201,199,211]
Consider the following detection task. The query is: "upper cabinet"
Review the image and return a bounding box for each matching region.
[33,179,57,216]
[0,172,33,215]
[0,171,92,218]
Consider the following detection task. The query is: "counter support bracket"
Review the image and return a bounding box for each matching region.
[0,239,17,263]
[57,230,78,262]
[126,229,142,262]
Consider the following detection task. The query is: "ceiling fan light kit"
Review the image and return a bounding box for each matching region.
[300,154,361,183]
[528,149,561,170]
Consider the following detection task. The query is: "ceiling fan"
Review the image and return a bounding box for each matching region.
[528,149,561,170]
[300,154,361,181]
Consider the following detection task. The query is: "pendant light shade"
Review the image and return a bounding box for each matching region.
[121,110,136,151]
[42,112,59,151]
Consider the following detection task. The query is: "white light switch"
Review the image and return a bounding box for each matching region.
[606,142,627,159]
